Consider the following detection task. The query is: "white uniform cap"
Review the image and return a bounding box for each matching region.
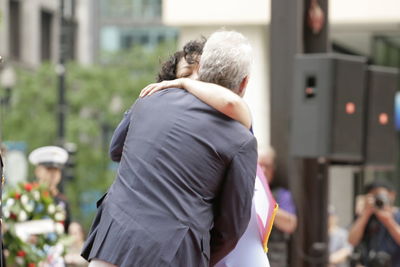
[28,146,69,168]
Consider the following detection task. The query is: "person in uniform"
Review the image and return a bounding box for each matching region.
[28,146,71,232]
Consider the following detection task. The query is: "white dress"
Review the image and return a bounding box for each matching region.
[214,199,270,267]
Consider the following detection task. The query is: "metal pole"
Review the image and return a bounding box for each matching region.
[270,0,329,266]
[301,2,330,267]
[57,0,66,146]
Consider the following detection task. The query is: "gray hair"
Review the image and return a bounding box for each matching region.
[198,31,253,92]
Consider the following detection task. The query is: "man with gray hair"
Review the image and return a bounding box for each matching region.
[199,30,253,95]
[82,30,257,267]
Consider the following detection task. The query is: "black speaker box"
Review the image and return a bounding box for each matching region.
[290,53,367,161]
[365,66,398,167]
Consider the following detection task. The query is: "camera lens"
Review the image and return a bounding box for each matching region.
[375,198,384,209]
[374,194,389,209]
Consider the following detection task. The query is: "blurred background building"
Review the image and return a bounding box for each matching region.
[0,0,178,66]
[95,0,177,57]
[0,0,77,66]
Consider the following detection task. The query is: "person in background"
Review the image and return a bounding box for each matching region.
[65,222,88,267]
[258,147,297,267]
[28,146,71,232]
[328,205,352,267]
[348,181,400,267]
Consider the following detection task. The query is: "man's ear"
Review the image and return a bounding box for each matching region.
[238,76,249,97]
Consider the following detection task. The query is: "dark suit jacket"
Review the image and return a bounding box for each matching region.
[82,89,257,267]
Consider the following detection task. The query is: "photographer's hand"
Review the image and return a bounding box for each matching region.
[375,207,400,245]
[375,206,393,225]
[348,194,375,246]
[364,194,376,215]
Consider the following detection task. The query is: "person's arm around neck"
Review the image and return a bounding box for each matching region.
[181,78,252,129]
[140,78,252,129]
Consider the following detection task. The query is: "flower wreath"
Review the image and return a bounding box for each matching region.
[2,182,67,266]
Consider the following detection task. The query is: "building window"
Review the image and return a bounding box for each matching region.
[100,26,178,52]
[372,36,400,68]
[65,20,77,61]
[9,0,21,60]
[100,0,161,20]
[40,10,53,62]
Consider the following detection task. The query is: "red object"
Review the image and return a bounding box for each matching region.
[379,113,389,125]
[305,87,314,95]
[308,0,325,34]
[14,193,21,199]
[43,191,50,197]
[346,102,356,114]
[16,250,26,257]
[24,183,33,192]
[10,213,17,220]
[28,263,36,267]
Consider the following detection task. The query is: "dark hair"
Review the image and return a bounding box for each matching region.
[183,37,206,64]
[364,180,394,194]
[156,38,206,82]
[156,51,184,82]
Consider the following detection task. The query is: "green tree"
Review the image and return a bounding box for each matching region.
[2,42,176,228]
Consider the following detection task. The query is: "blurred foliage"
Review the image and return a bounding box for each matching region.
[2,42,177,229]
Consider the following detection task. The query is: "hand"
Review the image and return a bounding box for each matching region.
[140,78,186,97]
[375,206,394,226]
[356,194,375,217]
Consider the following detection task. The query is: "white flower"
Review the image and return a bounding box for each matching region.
[16,257,24,265]
[20,195,29,205]
[25,202,34,213]
[47,204,56,214]
[55,222,65,234]
[54,212,66,222]
[33,191,40,201]
[57,203,65,210]
[18,210,28,221]
[3,209,10,219]
[6,198,15,207]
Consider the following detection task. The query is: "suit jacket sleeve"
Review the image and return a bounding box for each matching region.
[210,136,258,266]
[109,108,132,162]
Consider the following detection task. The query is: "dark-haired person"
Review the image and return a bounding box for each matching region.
[82,31,258,267]
[109,38,252,160]
[348,181,400,267]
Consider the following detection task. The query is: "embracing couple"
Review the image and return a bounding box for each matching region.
[81,30,273,267]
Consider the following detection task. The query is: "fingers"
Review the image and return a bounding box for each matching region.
[140,83,156,97]
[366,195,375,206]
[140,81,169,98]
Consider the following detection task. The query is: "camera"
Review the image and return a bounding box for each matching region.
[374,193,390,209]
[350,249,392,267]
[368,250,392,267]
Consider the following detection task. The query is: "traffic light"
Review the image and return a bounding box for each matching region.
[290,53,367,162]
